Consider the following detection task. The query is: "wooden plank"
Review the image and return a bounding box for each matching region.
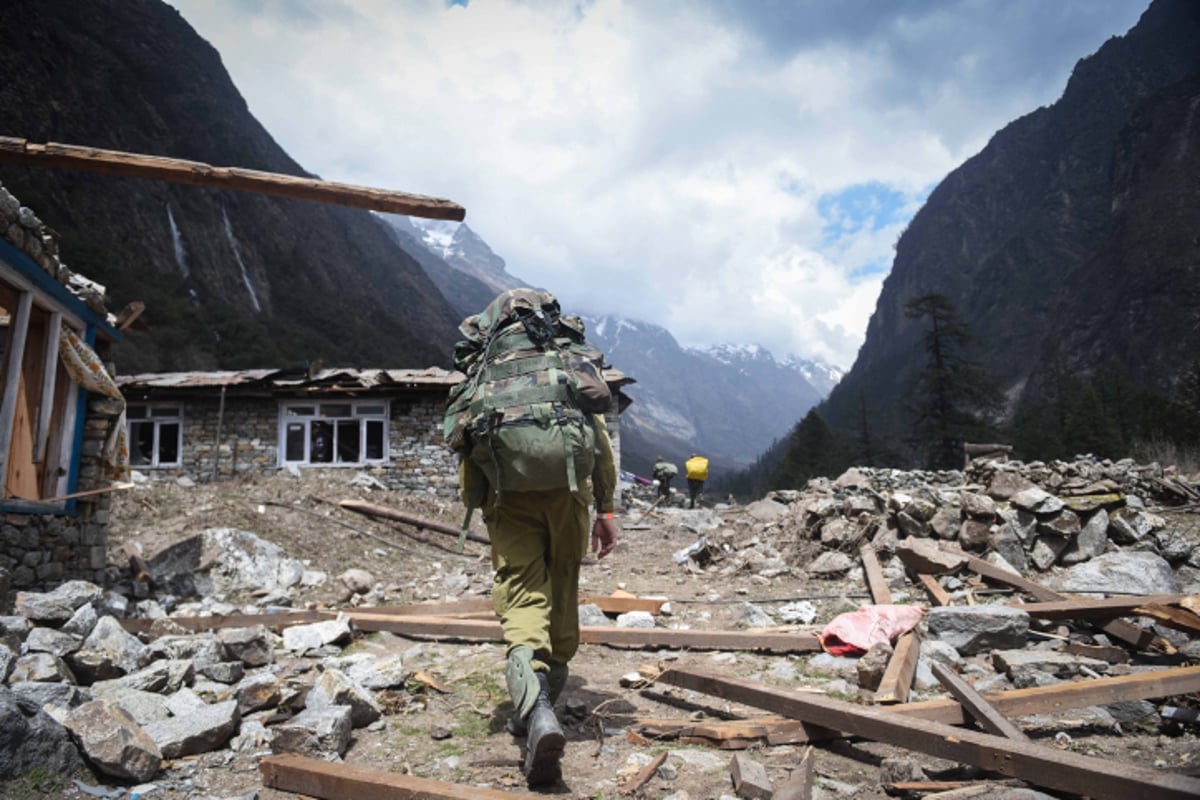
[730,752,773,799]
[943,544,1169,652]
[930,662,1029,742]
[260,753,541,799]
[348,613,821,653]
[0,137,466,221]
[773,745,814,800]
[918,574,951,606]
[339,499,490,544]
[860,544,893,604]
[1018,595,1183,620]
[1062,641,1129,664]
[33,312,60,464]
[120,609,327,634]
[1133,603,1200,635]
[0,291,33,494]
[620,751,666,795]
[653,666,1200,800]
[874,630,920,704]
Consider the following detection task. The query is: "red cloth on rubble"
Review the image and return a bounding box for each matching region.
[818,604,925,656]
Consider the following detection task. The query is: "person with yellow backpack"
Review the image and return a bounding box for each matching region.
[684,453,709,509]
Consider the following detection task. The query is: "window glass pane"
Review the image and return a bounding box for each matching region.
[310,421,333,463]
[335,419,360,463]
[285,422,306,461]
[365,420,385,460]
[158,422,180,464]
[131,421,154,466]
[285,406,315,417]
[356,404,386,416]
[321,404,352,418]
[150,407,180,418]
[128,405,149,419]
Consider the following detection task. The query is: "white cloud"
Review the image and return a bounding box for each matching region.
[169,0,1148,368]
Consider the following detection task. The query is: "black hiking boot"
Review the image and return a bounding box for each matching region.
[522,672,565,786]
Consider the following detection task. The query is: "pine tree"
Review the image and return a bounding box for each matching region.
[903,293,1000,469]
[768,408,844,491]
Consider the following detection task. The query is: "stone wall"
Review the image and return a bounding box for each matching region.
[138,393,461,497]
[1,388,118,609]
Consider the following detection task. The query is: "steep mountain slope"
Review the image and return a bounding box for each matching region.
[0,0,461,372]
[820,0,1200,453]
[583,315,839,478]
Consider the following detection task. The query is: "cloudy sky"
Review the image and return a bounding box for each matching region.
[169,0,1148,369]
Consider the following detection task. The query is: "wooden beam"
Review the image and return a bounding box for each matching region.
[918,574,951,606]
[874,629,921,704]
[653,666,1200,800]
[942,544,1170,652]
[859,544,893,604]
[1133,603,1200,636]
[339,499,490,544]
[114,301,145,331]
[0,137,466,221]
[120,609,328,634]
[620,751,666,795]
[1018,595,1183,620]
[930,662,1029,742]
[347,612,820,652]
[260,753,540,799]
[773,746,814,800]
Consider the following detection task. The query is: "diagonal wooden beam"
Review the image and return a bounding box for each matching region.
[918,573,951,606]
[1018,595,1183,620]
[0,137,466,220]
[348,613,821,653]
[859,544,893,604]
[930,662,1029,742]
[260,753,539,799]
[873,629,921,704]
[653,666,1200,800]
[940,543,1170,652]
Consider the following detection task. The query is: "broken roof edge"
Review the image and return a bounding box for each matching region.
[116,367,464,392]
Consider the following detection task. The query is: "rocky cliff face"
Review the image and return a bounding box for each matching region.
[0,0,461,372]
[821,0,1200,450]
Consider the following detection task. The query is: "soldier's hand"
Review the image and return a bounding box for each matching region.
[591,516,618,559]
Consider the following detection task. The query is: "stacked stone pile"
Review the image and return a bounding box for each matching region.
[763,456,1200,590]
[0,576,408,785]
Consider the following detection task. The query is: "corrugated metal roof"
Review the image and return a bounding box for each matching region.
[117,367,464,391]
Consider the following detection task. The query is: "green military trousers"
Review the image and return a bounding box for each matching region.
[485,487,589,668]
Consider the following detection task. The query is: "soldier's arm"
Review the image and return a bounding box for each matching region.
[591,414,616,514]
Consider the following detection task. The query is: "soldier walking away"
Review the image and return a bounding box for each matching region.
[443,288,618,787]
[651,455,677,500]
[685,453,709,509]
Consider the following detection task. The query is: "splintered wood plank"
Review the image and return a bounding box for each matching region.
[0,137,466,220]
[874,630,920,704]
[930,662,1029,742]
[348,613,820,653]
[942,544,1169,652]
[620,751,666,795]
[773,746,815,800]
[1018,595,1183,620]
[653,666,1200,800]
[918,573,952,606]
[260,753,541,799]
[860,544,893,604]
[120,609,327,634]
[1133,603,1200,635]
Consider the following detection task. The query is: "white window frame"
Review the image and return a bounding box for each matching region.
[127,403,184,468]
[0,262,85,510]
[277,399,389,467]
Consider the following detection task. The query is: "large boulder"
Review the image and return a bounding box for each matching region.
[1050,551,1180,595]
[0,684,85,779]
[63,699,161,783]
[925,606,1029,656]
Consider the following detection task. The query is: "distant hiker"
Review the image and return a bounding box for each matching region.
[685,453,709,509]
[443,288,618,787]
[651,455,677,499]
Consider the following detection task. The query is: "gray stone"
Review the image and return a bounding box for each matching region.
[1010,487,1064,515]
[81,615,146,675]
[1051,551,1180,595]
[1030,534,1069,571]
[895,538,967,576]
[617,610,657,628]
[895,511,927,538]
[64,699,162,783]
[270,705,353,758]
[24,626,82,658]
[737,603,776,629]
[14,592,75,626]
[199,661,246,684]
[0,684,85,780]
[11,652,74,683]
[0,615,31,640]
[143,633,226,669]
[744,499,789,522]
[281,618,352,654]
[1061,509,1108,565]
[1038,508,1081,537]
[807,551,855,576]
[928,507,961,540]
[91,659,194,695]
[988,525,1028,575]
[337,568,376,598]
[778,601,817,625]
[879,756,926,785]
[236,672,285,715]
[218,626,275,667]
[920,639,963,666]
[148,528,306,597]
[306,668,382,728]
[578,604,611,627]
[806,653,859,681]
[88,685,172,727]
[820,518,861,548]
[1103,699,1157,724]
[986,471,1037,501]
[1107,507,1160,545]
[991,649,1110,681]
[8,681,88,710]
[856,642,892,691]
[999,508,1038,544]
[60,603,99,638]
[143,699,239,759]
[1155,529,1194,564]
[958,519,991,550]
[65,648,125,686]
[0,643,15,682]
[163,687,207,718]
[961,492,997,518]
[925,606,1029,655]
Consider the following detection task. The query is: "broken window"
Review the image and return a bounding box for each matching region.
[0,275,82,506]
[278,400,389,466]
[127,404,183,467]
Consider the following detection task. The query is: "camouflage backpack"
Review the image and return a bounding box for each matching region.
[444,288,612,513]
